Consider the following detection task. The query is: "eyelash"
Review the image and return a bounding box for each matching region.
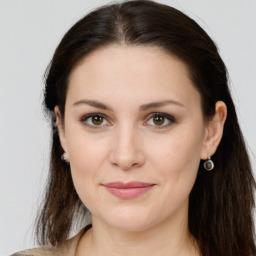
[80,113,110,129]
[80,112,176,129]
[144,112,176,129]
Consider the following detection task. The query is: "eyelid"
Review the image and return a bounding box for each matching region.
[79,112,176,129]
[80,113,112,128]
[144,112,176,128]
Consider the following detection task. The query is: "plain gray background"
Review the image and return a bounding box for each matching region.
[0,0,255,254]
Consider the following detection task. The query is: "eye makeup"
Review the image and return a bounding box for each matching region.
[79,112,176,130]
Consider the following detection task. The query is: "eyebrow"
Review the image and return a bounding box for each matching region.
[73,99,114,111]
[139,100,185,111]
[73,99,185,111]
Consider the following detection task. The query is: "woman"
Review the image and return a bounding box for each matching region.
[12,0,256,255]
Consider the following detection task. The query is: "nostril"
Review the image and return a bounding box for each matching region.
[109,130,145,170]
[110,150,145,170]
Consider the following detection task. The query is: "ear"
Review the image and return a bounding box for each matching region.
[54,106,68,154]
[201,101,227,159]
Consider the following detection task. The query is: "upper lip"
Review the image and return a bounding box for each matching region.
[103,181,155,188]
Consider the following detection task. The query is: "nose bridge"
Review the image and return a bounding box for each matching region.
[110,122,144,169]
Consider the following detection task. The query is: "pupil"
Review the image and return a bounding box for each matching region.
[154,116,164,125]
[92,116,103,125]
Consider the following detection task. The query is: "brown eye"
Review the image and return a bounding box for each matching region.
[81,114,109,128]
[91,115,104,125]
[145,113,176,129]
[153,115,165,125]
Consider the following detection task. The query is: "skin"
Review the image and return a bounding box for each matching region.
[55,45,227,256]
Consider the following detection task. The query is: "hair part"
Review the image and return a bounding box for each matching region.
[36,1,256,255]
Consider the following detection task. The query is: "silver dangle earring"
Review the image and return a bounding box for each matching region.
[204,156,214,171]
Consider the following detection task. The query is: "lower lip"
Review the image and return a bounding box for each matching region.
[104,185,154,199]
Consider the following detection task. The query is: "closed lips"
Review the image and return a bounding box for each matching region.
[102,182,155,199]
[103,181,155,188]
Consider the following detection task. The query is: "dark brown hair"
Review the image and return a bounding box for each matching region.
[36,1,256,255]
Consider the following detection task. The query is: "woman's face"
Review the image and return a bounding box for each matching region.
[57,45,210,231]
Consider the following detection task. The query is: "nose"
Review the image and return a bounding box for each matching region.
[109,125,145,170]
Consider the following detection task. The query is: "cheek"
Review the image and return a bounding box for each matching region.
[66,125,109,170]
[65,129,110,200]
[144,133,201,214]
[147,127,203,187]
[68,143,106,213]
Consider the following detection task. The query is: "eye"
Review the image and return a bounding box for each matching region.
[144,113,175,128]
[80,114,110,128]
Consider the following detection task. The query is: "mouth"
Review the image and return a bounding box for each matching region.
[102,181,155,199]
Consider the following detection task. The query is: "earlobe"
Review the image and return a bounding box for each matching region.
[201,101,227,160]
[54,106,67,153]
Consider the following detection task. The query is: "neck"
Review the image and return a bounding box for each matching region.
[76,202,199,256]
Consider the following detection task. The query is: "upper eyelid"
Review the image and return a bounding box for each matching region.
[80,114,111,129]
[80,113,108,122]
[80,112,174,120]
[145,112,176,122]
[80,113,108,121]
[146,112,175,118]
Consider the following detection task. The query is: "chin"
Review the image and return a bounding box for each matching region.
[97,206,159,232]
[108,219,154,232]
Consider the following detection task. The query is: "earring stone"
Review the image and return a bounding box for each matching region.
[204,156,214,171]
[61,152,68,162]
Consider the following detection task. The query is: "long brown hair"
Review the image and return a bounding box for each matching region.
[36,1,256,255]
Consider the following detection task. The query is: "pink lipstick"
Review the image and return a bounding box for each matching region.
[103,182,155,199]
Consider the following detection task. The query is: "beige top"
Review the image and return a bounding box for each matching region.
[11,227,88,256]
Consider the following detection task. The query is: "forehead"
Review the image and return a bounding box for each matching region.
[69,45,190,83]
[67,45,200,108]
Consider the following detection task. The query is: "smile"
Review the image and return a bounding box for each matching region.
[102,181,155,199]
